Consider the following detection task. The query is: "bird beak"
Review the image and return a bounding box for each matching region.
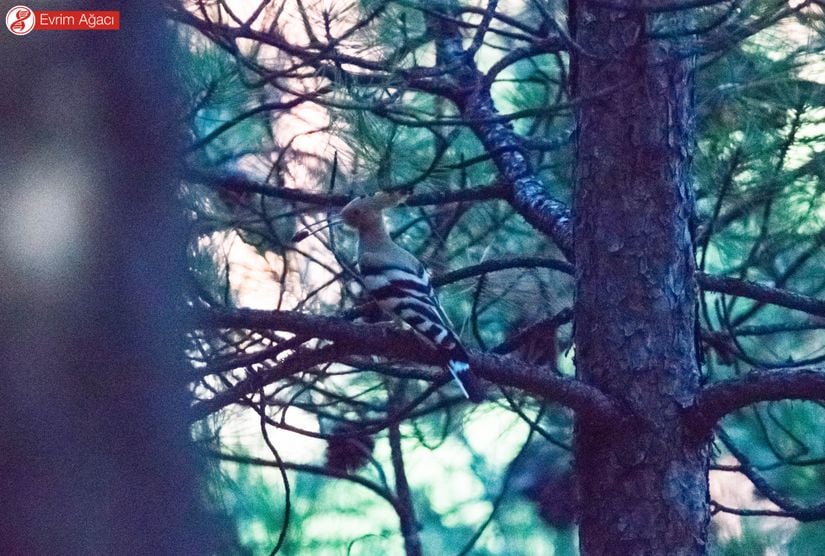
[292,216,343,243]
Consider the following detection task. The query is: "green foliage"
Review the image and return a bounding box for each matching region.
[177,0,825,553]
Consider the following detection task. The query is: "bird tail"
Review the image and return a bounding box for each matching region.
[447,358,485,403]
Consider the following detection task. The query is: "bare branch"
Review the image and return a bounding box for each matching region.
[191,308,622,424]
[713,429,825,522]
[188,98,308,152]
[207,450,401,511]
[688,367,825,433]
[591,0,733,12]
[711,502,825,521]
[433,257,573,286]
[426,4,574,259]
[697,272,825,318]
[388,417,422,556]
[189,170,507,209]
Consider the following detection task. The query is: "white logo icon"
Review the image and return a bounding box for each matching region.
[6,5,35,36]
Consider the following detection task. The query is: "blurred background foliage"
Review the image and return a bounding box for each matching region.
[171,0,825,553]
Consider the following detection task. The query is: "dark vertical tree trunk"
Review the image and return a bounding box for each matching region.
[571,3,710,554]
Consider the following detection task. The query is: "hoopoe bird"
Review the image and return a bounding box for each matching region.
[294,192,485,402]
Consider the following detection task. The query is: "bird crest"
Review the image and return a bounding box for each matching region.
[340,190,408,229]
[292,190,409,242]
[344,190,408,213]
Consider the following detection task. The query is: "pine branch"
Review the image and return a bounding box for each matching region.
[688,367,825,433]
[207,450,401,511]
[190,169,507,209]
[712,429,825,522]
[191,308,621,424]
[433,257,573,286]
[388,418,422,556]
[697,272,825,318]
[425,4,575,259]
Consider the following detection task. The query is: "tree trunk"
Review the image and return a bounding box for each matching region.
[571,3,710,554]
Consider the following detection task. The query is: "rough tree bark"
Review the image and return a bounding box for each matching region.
[571,3,709,554]
[170,2,825,553]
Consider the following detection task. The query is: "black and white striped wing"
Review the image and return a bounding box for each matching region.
[359,259,450,346]
[358,254,484,402]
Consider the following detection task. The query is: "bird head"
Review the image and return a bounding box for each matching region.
[340,191,407,230]
[292,190,408,243]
